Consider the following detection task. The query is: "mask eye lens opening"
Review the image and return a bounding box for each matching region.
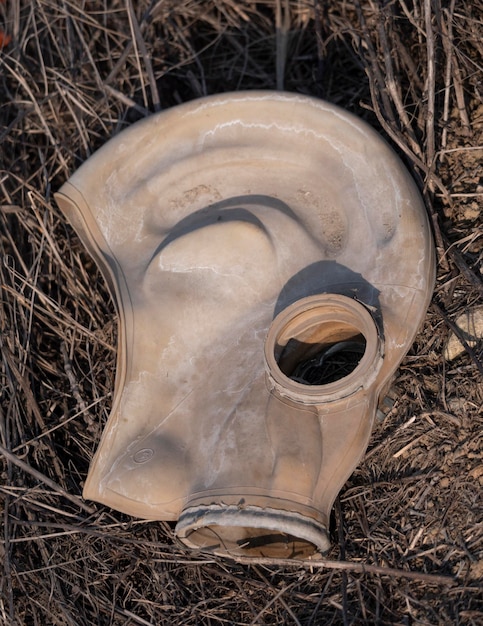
[282,332,367,386]
[265,295,383,402]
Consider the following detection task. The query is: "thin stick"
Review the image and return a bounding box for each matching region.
[126,0,161,112]
[377,9,421,157]
[335,498,349,626]
[0,408,15,621]
[424,0,436,170]
[234,555,455,586]
[275,0,290,91]
[102,84,150,117]
[440,0,456,150]
[355,0,397,128]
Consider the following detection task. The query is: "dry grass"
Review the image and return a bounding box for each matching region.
[0,1,482,624]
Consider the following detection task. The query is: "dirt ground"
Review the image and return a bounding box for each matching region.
[0,1,482,624]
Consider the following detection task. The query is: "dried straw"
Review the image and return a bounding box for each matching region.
[1,0,482,623]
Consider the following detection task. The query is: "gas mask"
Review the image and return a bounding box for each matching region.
[55,92,435,560]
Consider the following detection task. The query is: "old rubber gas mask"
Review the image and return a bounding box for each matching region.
[55,92,435,560]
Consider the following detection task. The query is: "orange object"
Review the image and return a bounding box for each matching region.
[0,31,11,47]
[0,0,11,48]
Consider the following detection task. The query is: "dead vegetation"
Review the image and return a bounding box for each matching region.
[0,0,482,624]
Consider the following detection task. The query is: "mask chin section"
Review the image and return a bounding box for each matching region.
[265,294,384,404]
[175,503,330,559]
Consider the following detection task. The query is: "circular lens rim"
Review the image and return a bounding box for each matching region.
[264,294,384,404]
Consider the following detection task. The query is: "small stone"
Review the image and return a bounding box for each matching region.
[469,465,483,480]
[446,397,466,414]
[463,202,480,220]
[444,305,483,361]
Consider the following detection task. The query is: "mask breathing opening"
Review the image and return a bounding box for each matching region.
[265,294,383,404]
[175,504,330,559]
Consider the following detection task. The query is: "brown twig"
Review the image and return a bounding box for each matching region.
[424,0,436,170]
[275,0,290,91]
[126,0,161,112]
[234,555,455,586]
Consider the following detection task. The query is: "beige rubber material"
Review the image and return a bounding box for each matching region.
[55,91,435,560]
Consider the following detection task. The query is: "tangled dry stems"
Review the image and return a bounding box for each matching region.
[0,0,482,624]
